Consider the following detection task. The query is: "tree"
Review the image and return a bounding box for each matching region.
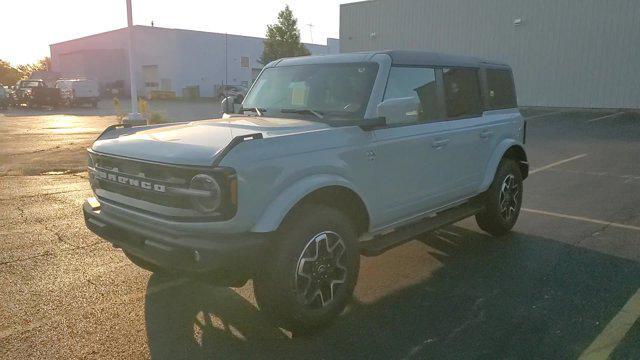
[0,60,22,86]
[259,5,310,65]
[16,57,51,79]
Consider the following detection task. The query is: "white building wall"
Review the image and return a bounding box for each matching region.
[50,26,338,98]
[340,0,640,109]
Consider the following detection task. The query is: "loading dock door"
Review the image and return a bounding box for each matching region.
[142,65,159,97]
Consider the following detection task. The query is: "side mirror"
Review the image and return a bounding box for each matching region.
[359,116,387,131]
[221,96,235,114]
[376,97,420,126]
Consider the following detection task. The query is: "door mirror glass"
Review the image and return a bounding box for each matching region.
[221,96,235,114]
[377,97,421,126]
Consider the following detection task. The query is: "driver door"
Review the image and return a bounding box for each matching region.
[370,66,453,228]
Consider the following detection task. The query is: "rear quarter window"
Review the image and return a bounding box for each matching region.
[486,69,517,109]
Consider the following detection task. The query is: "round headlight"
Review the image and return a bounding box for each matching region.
[190,174,222,213]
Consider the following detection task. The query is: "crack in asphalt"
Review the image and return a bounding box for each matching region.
[0,241,105,266]
[578,209,639,247]
[0,188,87,201]
[1,203,103,266]
[0,277,189,340]
[402,290,499,360]
[9,146,61,156]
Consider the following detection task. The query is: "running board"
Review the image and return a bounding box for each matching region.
[360,202,484,257]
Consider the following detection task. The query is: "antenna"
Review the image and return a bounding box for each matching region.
[307,23,314,43]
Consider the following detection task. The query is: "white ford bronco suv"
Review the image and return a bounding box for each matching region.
[84,50,528,333]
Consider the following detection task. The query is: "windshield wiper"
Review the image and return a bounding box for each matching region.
[240,107,266,116]
[280,108,324,120]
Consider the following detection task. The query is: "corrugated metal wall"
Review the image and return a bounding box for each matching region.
[340,0,640,109]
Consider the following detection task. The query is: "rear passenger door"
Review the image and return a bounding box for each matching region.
[436,67,488,200]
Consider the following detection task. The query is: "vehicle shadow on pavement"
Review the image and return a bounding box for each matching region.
[144,226,640,359]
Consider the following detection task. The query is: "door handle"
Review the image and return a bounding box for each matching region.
[431,138,451,148]
[480,130,494,139]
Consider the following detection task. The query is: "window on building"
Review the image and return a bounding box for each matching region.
[486,69,517,109]
[383,67,439,124]
[240,56,250,68]
[442,68,483,119]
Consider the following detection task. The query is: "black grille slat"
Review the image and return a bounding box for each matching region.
[95,155,191,186]
[92,153,198,209]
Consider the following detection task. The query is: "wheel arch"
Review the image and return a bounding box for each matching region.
[480,140,528,192]
[251,174,371,235]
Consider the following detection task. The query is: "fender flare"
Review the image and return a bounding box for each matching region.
[251,174,370,233]
[479,139,528,192]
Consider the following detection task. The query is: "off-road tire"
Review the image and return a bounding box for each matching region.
[476,158,523,237]
[253,204,360,334]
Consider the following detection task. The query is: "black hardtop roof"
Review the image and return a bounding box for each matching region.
[273,50,511,70]
[380,50,510,69]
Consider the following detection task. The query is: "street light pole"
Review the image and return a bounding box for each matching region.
[124,0,143,124]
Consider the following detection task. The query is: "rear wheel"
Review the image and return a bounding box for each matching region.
[253,204,360,334]
[476,158,523,236]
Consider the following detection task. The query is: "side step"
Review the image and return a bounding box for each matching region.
[360,202,484,257]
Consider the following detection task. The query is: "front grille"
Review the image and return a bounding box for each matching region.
[91,153,202,210]
[88,151,237,220]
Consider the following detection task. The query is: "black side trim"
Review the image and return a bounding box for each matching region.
[211,133,263,166]
[360,201,484,256]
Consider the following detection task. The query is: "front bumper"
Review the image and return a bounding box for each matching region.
[83,197,268,283]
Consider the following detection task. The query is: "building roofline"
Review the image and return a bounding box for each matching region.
[49,27,129,47]
[50,25,334,48]
[340,0,379,8]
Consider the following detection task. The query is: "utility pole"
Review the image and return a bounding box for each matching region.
[124,0,143,124]
[307,23,314,43]
[225,33,228,86]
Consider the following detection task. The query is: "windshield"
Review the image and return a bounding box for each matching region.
[243,62,379,123]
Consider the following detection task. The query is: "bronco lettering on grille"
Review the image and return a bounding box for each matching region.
[93,169,166,193]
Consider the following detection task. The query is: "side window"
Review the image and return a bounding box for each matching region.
[442,68,482,119]
[383,67,439,125]
[486,69,517,109]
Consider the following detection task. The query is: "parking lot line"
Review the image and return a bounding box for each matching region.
[529,154,588,174]
[522,208,640,232]
[578,288,640,360]
[523,111,565,120]
[587,111,625,123]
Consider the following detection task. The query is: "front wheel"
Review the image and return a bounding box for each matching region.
[253,204,360,334]
[476,158,523,237]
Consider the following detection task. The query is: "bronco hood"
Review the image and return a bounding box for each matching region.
[91,116,330,166]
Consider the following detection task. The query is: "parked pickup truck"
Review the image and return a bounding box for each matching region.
[83,50,528,333]
[14,79,60,108]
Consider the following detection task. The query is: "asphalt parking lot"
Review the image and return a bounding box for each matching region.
[1,107,639,359]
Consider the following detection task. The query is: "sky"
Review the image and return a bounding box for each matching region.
[0,0,354,66]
